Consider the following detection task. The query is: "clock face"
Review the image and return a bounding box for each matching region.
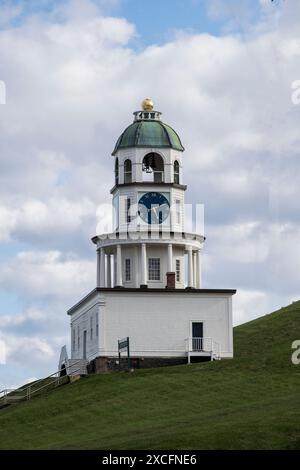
[138,192,170,225]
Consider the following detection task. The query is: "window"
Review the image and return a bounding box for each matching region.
[115,158,119,185]
[174,160,180,184]
[175,199,181,224]
[148,258,160,281]
[90,316,93,341]
[125,258,131,282]
[72,328,76,351]
[142,153,164,183]
[113,195,119,230]
[126,197,131,223]
[124,159,132,183]
[96,315,99,337]
[176,259,181,282]
[77,326,80,349]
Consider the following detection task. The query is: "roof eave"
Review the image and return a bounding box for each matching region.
[112,144,184,154]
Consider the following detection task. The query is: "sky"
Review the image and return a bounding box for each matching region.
[0,0,300,388]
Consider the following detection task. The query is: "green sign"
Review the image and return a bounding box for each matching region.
[118,337,129,351]
[118,337,131,369]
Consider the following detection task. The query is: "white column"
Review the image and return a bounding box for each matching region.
[141,243,147,286]
[167,243,173,272]
[106,254,112,288]
[197,249,202,288]
[116,244,123,287]
[187,246,194,288]
[96,249,101,288]
[193,252,197,288]
[100,248,105,288]
[134,246,139,288]
[113,254,116,287]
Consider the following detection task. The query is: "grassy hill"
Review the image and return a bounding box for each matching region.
[0,301,300,450]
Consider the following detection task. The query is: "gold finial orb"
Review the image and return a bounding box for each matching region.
[141,98,154,111]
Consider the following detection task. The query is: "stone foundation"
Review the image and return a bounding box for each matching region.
[87,356,187,373]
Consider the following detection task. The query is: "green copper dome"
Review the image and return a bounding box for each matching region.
[112,117,184,155]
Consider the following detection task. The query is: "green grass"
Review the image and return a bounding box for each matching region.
[0,301,300,449]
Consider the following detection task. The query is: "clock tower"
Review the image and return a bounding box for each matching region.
[62,99,235,374]
[92,99,204,290]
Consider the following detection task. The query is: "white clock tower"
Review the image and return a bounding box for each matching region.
[62,99,236,374]
[92,98,204,290]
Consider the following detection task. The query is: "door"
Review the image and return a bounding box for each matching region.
[192,322,203,351]
[83,330,87,359]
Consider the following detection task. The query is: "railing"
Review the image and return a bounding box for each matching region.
[0,355,92,410]
[0,389,15,399]
[153,171,164,183]
[186,337,221,358]
[211,340,221,358]
[0,374,69,408]
[143,170,164,183]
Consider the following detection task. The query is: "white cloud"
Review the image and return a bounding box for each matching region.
[0,196,97,246]
[233,288,269,325]
[0,0,300,382]
[0,206,17,242]
[5,335,56,366]
[18,198,95,235]
[207,221,269,264]
[0,339,6,365]
[0,307,45,329]
[0,250,95,298]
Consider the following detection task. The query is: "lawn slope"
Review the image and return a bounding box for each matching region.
[0,301,300,450]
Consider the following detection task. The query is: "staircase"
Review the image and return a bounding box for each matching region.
[186,337,221,362]
[67,359,88,376]
[0,357,88,410]
[0,375,69,409]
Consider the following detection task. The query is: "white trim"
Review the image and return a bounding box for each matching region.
[189,319,205,338]
[139,149,167,164]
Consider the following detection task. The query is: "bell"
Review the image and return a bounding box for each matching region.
[148,153,157,170]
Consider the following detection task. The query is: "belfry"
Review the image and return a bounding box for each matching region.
[95,98,203,290]
[60,100,236,373]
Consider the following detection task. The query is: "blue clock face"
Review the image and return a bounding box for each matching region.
[138,192,170,224]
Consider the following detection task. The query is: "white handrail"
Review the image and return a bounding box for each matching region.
[0,348,102,408]
[186,337,220,357]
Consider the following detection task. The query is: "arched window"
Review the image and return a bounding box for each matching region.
[124,159,132,183]
[142,153,164,183]
[174,160,180,184]
[115,158,119,185]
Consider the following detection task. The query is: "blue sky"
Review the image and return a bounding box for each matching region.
[117,0,233,44]
[0,0,264,313]
[1,0,265,40]
[0,0,298,387]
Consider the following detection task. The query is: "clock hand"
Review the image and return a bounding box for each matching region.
[150,204,169,218]
[148,206,159,218]
[145,206,159,223]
